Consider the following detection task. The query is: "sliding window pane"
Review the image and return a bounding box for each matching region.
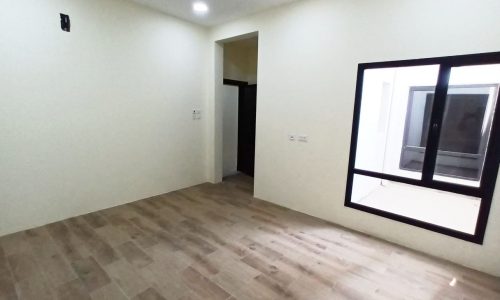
[433,64,500,187]
[355,65,439,179]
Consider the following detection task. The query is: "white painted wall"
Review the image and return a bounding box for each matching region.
[208,0,500,276]
[0,0,209,236]
[222,85,239,176]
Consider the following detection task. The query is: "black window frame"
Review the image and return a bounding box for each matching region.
[345,51,500,244]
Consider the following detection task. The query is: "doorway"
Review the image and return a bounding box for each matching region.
[221,36,258,181]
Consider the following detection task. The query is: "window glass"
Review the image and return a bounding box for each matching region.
[355,65,440,179]
[400,87,435,173]
[433,64,500,187]
[352,174,480,234]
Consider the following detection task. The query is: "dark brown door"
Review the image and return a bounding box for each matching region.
[237,85,257,177]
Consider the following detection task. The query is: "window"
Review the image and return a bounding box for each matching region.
[345,52,500,243]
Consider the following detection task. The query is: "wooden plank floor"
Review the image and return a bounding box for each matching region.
[1,174,499,300]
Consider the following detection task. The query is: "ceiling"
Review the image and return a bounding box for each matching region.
[130,0,298,27]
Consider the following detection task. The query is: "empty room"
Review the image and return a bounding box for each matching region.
[1,0,500,299]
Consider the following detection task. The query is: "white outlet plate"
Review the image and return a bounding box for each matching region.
[298,135,308,142]
[192,109,202,120]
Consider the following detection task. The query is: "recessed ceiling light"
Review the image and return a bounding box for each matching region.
[193,1,209,15]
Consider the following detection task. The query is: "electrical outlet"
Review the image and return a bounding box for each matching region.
[192,109,202,120]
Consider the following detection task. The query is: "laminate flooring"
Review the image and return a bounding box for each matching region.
[0,174,499,300]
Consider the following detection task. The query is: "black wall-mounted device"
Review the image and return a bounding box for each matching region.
[60,13,70,32]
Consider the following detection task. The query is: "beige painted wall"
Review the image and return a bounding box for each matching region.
[0,0,209,236]
[223,37,258,84]
[208,0,500,276]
